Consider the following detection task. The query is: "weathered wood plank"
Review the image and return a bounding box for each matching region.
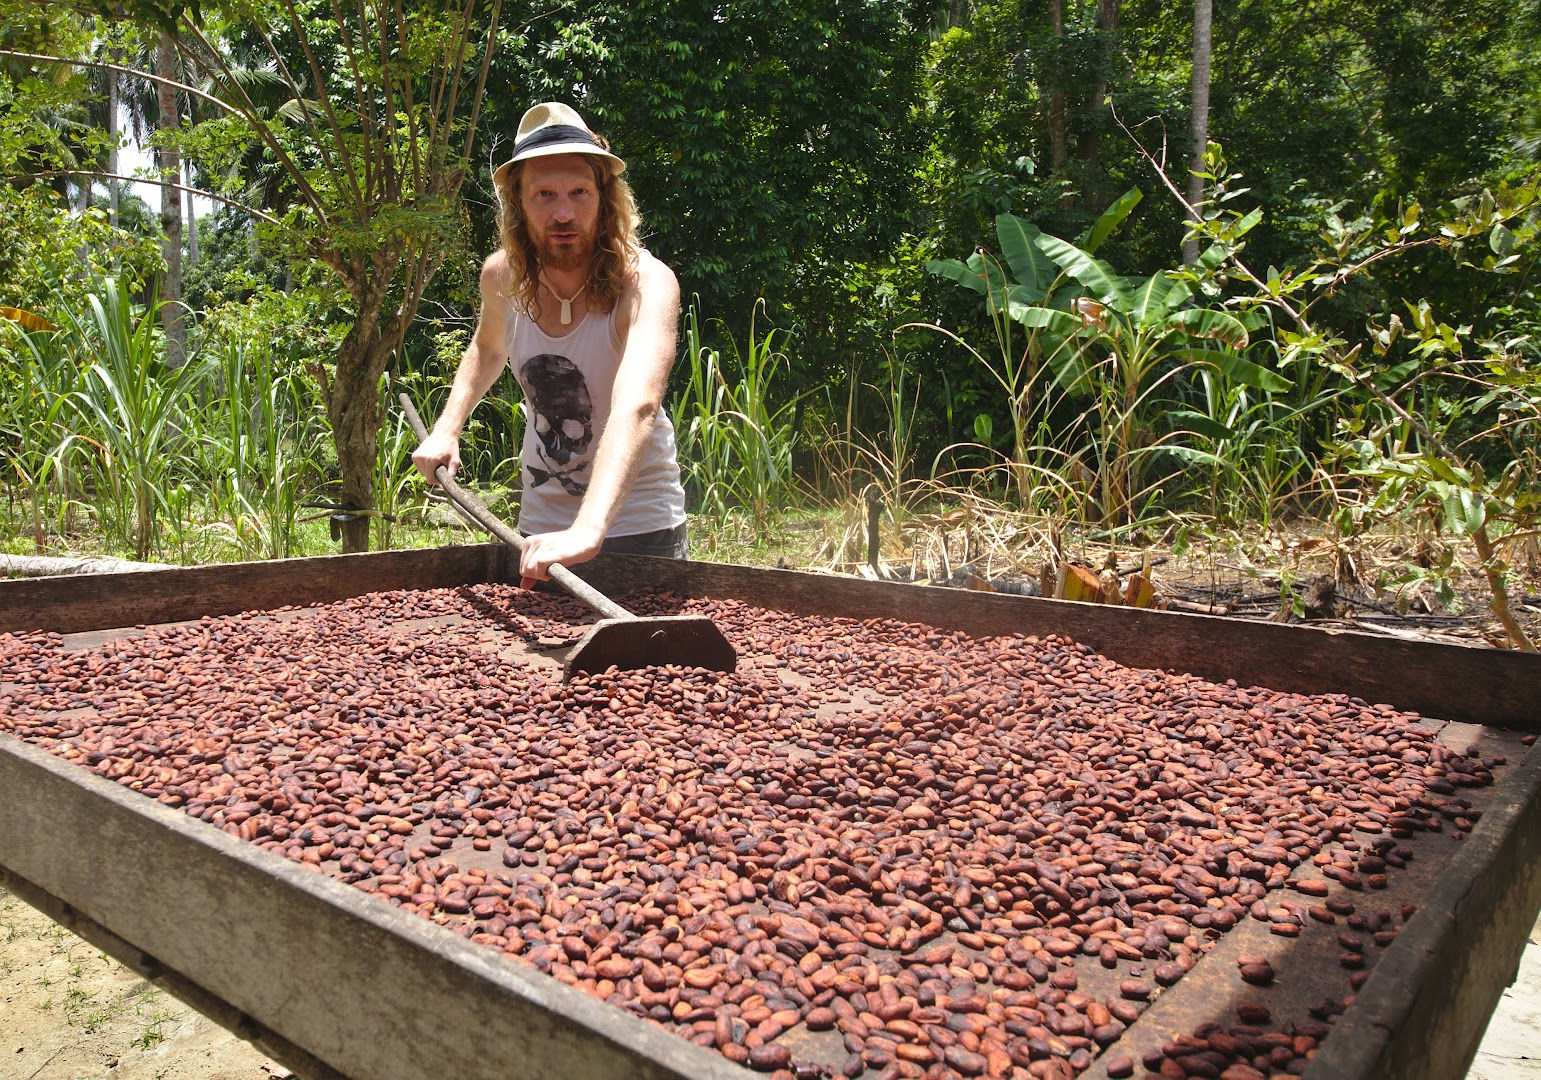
[1303,739,1541,1080]
[0,546,505,635]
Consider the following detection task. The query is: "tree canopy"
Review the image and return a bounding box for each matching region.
[3,0,1537,553]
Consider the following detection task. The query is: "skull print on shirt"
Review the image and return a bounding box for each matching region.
[520,352,592,497]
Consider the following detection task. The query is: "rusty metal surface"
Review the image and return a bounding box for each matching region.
[565,615,738,678]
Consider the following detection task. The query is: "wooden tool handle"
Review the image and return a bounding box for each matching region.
[398,393,632,621]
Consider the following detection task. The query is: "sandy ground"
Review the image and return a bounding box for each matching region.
[1468,912,1541,1080]
[3,882,1538,1079]
[1,888,292,1080]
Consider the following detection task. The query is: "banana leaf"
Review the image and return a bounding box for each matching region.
[1079,188,1142,254]
[1176,348,1293,393]
[924,252,1008,298]
[1129,273,1191,324]
[1169,307,1252,349]
[1034,234,1129,306]
[1163,409,1239,441]
[996,214,1055,303]
[1005,302,1083,338]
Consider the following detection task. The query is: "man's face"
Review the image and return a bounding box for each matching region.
[519,155,602,273]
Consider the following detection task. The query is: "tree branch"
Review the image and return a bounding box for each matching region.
[13,170,284,226]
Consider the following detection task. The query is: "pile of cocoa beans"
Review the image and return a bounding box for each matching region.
[0,583,1502,1080]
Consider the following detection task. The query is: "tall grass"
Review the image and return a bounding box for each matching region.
[204,338,326,560]
[56,280,207,559]
[670,299,804,532]
[1,323,82,551]
[0,279,343,563]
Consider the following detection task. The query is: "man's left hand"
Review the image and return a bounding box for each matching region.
[518,525,605,584]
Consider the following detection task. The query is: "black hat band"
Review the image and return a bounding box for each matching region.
[513,124,603,158]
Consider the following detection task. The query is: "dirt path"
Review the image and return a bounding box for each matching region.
[1,888,292,1080]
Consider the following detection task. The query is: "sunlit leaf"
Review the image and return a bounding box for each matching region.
[1443,487,1486,536]
[1177,348,1292,392]
[1170,307,1251,349]
[996,215,1054,301]
[1165,410,1238,441]
[1034,234,1128,306]
[1,306,57,332]
[1078,187,1142,253]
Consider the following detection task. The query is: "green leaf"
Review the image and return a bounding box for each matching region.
[1045,341,1097,395]
[1034,234,1128,306]
[1005,303,1082,337]
[925,256,998,297]
[1162,444,1231,467]
[1129,273,1188,323]
[1234,207,1264,236]
[1165,410,1238,441]
[1178,348,1293,392]
[1169,307,1252,350]
[1490,222,1514,256]
[1422,456,1470,487]
[995,215,1053,301]
[1195,242,1228,272]
[1372,357,1421,390]
[1079,188,1142,253]
[1443,487,1486,536]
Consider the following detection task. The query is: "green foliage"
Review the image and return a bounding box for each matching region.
[0,18,163,313]
[202,335,324,560]
[576,0,934,378]
[925,193,1291,527]
[58,278,208,558]
[0,317,81,550]
[670,299,804,533]
[1175,143,1541,647]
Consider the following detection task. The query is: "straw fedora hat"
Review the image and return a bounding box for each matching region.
[492,102,625,186]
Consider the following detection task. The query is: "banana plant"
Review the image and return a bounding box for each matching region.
[927,191,1291,525]
[921,196,1132,504]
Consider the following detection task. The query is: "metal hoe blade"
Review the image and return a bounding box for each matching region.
[565,615,738,679]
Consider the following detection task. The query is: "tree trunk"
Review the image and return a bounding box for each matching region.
[184,159,198,267]
[156,32,185,369]
[324,273,402,553]
[1046,0,1067,179]
[1075,0,1119,207]
[107,70,120,227]
[1184,0,1213,266]
[329,339,383,554]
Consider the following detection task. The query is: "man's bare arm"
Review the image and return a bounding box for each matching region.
[411,253,511,483]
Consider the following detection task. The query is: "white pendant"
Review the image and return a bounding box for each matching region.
[559,298,573,325]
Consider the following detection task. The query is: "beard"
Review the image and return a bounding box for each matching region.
[536,222,597,273]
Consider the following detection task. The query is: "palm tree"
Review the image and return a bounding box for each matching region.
[155,30,186,367]
[1184,0,1213,267]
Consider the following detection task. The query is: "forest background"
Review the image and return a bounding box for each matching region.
[2,0,1539,649]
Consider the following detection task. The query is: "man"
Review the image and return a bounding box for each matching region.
[412,102,689,584]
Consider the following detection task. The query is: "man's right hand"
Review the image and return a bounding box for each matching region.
[411,430,461,485]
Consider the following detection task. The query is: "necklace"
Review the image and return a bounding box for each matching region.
[539,270,589,326]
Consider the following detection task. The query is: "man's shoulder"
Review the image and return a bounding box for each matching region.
[479,250,520,307]
[482,249,512,279]
[633,248,679,295]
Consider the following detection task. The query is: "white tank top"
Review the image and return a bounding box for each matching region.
[504,304,687,536]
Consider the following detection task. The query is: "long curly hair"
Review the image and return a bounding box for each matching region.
[493,155,641,318]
